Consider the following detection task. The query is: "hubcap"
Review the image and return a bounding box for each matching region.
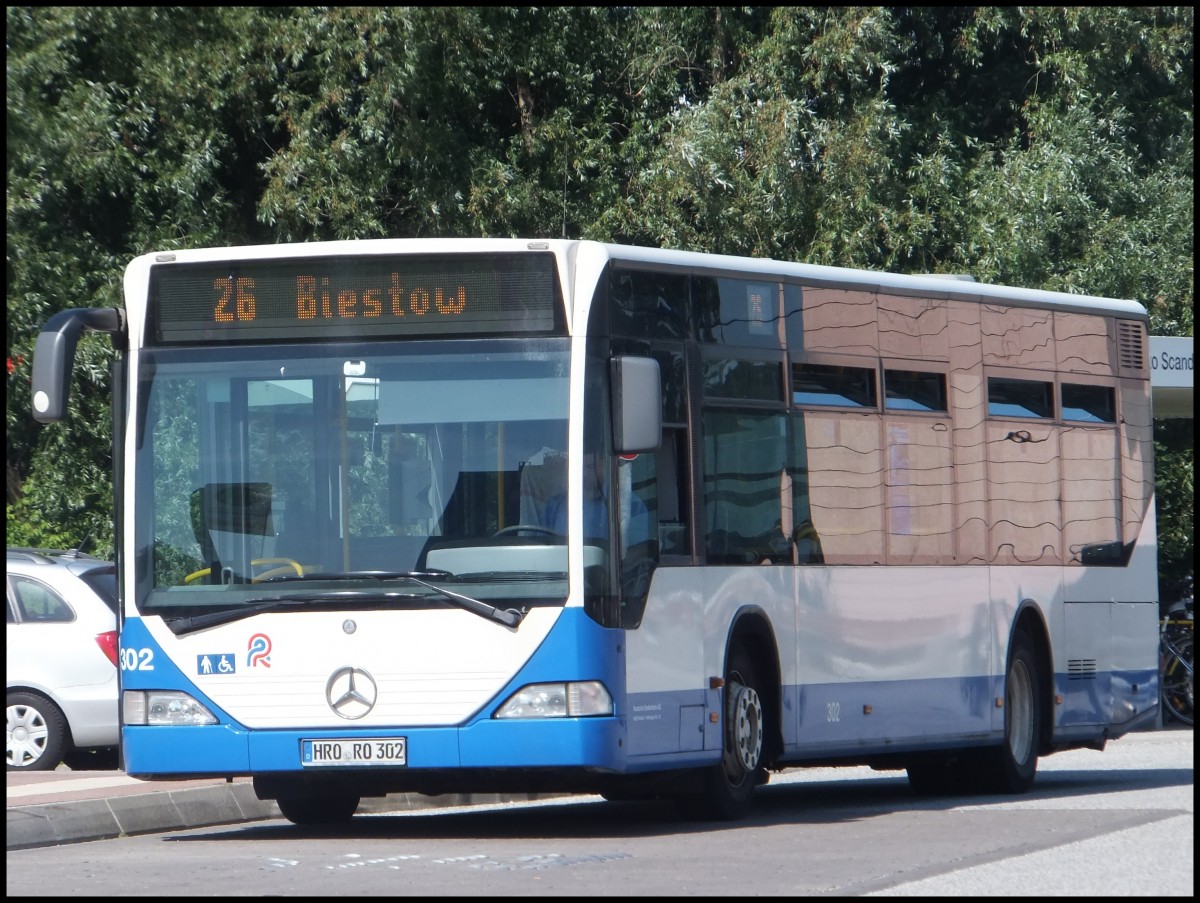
[7,704,49,767]
[724,681,764,777]
[1007,659,1033,763]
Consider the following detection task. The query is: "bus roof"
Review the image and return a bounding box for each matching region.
[130,238,1149,321]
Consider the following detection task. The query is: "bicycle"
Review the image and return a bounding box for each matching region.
[1159,586,1193,727]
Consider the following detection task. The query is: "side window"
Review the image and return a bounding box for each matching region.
[652,428,689,557]
[1061,383,1116,423]
[792,362,877,408]
[701,410,790,564]
[787,415,823,564]
[703,357,784,402]
[884,369,947,413]
[609,269,689,339]
[987,377,1053,419]
[694,277,785,348]
[11,576,75,623]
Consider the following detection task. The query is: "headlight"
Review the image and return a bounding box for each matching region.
[494,680,613,718]
[123,690,218,726]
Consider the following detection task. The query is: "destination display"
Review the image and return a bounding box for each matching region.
[148,252,561,344]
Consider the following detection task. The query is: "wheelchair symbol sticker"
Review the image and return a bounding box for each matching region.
[198,654,236,675]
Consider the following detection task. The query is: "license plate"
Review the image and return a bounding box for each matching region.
[301,737,407,767]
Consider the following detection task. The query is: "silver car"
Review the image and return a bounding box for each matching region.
[6,548,119,770]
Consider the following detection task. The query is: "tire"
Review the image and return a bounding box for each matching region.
[1161,632,1193,727]
[276,792,360,826]
[676,648,765,820]
[974,627,1043,793]
[7,691,69,771]
[908,629,1043,796]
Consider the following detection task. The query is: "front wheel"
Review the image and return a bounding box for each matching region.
[276,792,360,826]
[676,649,765,820]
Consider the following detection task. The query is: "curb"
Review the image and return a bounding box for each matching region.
[7,784,568,851]
[7,782,278,851]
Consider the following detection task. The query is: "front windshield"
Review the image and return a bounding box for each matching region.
[136,340,572,615]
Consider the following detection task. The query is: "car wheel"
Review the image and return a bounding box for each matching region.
[7,691,69,771]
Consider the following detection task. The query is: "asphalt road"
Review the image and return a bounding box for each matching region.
[6,725,1192,896]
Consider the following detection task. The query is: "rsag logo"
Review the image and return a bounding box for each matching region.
[247,633,273,668]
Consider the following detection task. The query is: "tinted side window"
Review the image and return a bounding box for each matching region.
[1061,383,1116,423]
[693,277,785,347]
[884,369,947,413]
[792,363,877,408]
[987,377,1053,418]
[10,575,75,622]
[701,410,790,564]
[703,358,784,402]
[609,269,689,339]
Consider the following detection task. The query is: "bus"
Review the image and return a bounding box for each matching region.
[31,239,1160,824]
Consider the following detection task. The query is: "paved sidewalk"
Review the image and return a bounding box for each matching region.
[7,769,562,851]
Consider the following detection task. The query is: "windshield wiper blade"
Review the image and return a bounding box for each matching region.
[262,569,453,583]
[164,580,523,636]
[399,574,524,628]
[165,597,307,635]
[165,591,423,635]
[261,570,523,627]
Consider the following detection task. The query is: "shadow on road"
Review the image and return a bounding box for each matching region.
[167,760,1193,845]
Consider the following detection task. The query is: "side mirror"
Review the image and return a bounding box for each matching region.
[611,356,661,454]
[32,307,124,423]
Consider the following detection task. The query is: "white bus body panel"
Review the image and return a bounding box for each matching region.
[135,606,563,728]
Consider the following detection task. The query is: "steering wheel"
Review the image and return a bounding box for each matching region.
[493,525,561,538]
[183,557,305,585]
[251,558,305,583]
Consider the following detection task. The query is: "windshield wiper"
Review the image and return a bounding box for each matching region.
[262,569,453,583]
[168,592,433,635]
[260,570,525,628]
[164,581,525,636]
[165,596,318,635]
[399,574,525,628]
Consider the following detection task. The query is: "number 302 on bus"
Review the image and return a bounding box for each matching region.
[301,738,408,767]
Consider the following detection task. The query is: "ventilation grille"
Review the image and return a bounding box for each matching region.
[1067,659,1098,680]
[1117,320,1147,374]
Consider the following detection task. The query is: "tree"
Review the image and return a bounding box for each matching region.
[6,6,1193,580]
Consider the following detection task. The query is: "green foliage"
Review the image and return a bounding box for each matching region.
[1154,419,1195,590]
[6,6,1193,583]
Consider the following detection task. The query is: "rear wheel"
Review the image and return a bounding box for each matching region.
[676,649,765,820]
[276,792,360,826]
[7,691,69,771]
[908,628,1043,795]
[977,627,1042,793]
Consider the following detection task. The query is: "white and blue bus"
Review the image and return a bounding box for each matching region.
[32,239,1160,823]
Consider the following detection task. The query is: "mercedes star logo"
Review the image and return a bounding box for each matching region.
[325,666,378,719]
